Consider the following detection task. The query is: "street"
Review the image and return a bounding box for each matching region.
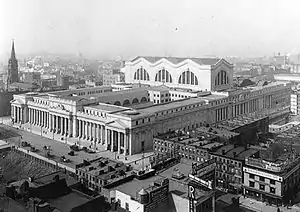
[0,122,152,170]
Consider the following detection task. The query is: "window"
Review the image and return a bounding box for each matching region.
[125,203,129,210]
[259,176,265,182]
[270,187,276,194]
[259,184,265,191]
[270,179,275,185]
[249,174,255,179]
[136,121,138,125]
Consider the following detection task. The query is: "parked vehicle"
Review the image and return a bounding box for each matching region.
[68,151,75,156]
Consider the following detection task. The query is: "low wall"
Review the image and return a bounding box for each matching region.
[10,146,76,176]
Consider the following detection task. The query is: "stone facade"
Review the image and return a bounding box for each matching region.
[124,57,234,91]
[10,61,291,156]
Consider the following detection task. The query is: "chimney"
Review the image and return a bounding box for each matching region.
[222,150,226,155]
[233,152,237,157]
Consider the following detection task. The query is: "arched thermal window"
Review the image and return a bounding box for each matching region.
[155,68,173,83]
[123,99,130,106]
[133,67,150,81]
[114,101,121,106]
[178,69,198,85]
[215,70,229,86]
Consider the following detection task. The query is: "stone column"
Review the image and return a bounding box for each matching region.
[83,121,86,139]
[72,116,77,137]
[118,132,121,154]
[41,111,44,126]
[78,120,82,138]
[96,124,100,143]
[102,126,105,145]
[64,118,68,136]
[68,118,72,137]
[56,116,59,133]
[90,123,93,141]
[110,130,114,152]
[61,117,64,135]
[124,132,129,156]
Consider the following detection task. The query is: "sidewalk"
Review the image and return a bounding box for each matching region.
[240,196,300,212]
[2,121,153,170]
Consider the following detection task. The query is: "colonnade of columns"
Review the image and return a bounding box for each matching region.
[13,107,130,155]
[106,128,127,155]
[12,105,23,124]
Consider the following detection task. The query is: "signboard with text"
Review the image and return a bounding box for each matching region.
[192,158,216,177]
[188,184,195,212]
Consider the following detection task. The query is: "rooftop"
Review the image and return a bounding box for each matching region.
[212,144,258,161]
[47,190,92,212]
[117,97,209,118]
[218,114,268,130]
[131,56,223,66]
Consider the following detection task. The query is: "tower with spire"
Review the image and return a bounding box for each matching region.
[7,40,19,85]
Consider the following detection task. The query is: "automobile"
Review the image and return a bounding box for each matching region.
[30,146,37,152]
[82,147,88,152]
[21,141,30,147]
[61,156,70,163]
[86,149,95,154]
[70,145,80,151]
[68,151,75,156]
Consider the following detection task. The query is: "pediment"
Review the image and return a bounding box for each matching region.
[106,119,127,129]
[10,99,25,105]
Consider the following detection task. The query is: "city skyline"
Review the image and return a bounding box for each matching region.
[1,0,300,60]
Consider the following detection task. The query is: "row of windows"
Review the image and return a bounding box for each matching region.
[135,117,151,125]
[249,174,276,184]
[248,181,276,194]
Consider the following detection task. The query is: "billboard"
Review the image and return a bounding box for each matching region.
[189,174,213,189]
[192,158,216,177]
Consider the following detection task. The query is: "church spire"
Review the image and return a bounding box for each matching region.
[11,39,16,59]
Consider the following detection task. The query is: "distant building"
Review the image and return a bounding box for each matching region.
[7,40,19,86]
[102,69,124,85]
[57,73,70,89]
[20,71,41,85]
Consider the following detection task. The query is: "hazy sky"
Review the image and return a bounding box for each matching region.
[1,0,300,59]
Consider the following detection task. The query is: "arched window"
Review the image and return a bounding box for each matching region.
[114,101,121,106]
[155,68,173,83]
[123,99,130,106]
[132,98,139,105]
[215,70,228,86]
[133,67,150,81]
[178,69,198,85]
[141,97,148,103]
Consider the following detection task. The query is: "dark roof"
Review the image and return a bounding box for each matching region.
[131,56,222,66]
[47,190,92,212]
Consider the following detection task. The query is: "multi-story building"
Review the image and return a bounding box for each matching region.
[291,89,300,115]
[209,145,259,193]
[153,128,235,163]
[10,57,291,156]
[114,177,169,212]
[243,150,300,206]
[75,157,133,192]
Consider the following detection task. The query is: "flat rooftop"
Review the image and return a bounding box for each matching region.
[211,144,258,161]
[115,160,212,200]
[87,103,129,113]
[117,97,209,118]
[48,190,92,212]
[218,114,268,130]
[196,126,239,138]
